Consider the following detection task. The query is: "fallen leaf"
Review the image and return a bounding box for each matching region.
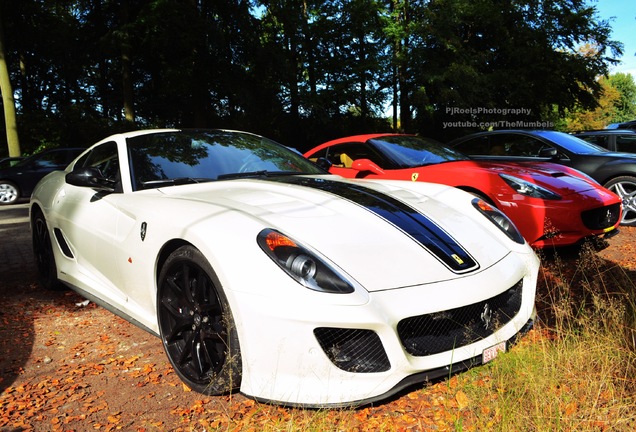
[455,390,470,410]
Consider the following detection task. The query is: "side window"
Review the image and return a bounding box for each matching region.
[307,148,328,163]
[454,136,490,155]
[616,135,636,153]
[497,134,545,157]
[34,151,68,168]
[80,141,122,192]
[325,143,362,168]
[74,152,90,168]
[578,135,607,148]
[330,142,388,168]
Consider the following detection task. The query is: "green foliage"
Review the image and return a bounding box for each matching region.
[408,0,622,139]
[560,72,636,131]
[0,0,624,154]
[607,72,636,122]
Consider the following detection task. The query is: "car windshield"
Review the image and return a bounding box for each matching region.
[534,131,609,154]
[369,135,469,168]
[127,130,324,191]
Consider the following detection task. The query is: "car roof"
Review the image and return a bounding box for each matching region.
[573,130,636,135]
[325,133,407,144]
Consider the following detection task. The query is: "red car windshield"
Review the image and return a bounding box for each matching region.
[369,136,470,168]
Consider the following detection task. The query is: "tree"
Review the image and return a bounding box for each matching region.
[403,0,622,138]
[562,76,620,131]
[606,72,636,122]
[0,2,19,157]
[561,73,636,130]
[0,0,625,151]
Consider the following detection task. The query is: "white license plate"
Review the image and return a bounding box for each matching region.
[482,341,506,363]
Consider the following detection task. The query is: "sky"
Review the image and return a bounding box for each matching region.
[589,0,636,77]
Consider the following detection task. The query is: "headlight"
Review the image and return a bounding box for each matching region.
[500,174,561,200]
[472,198,525,244]
[257,229,355,294]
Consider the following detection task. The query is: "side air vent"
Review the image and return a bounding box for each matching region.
[53,228,74,258]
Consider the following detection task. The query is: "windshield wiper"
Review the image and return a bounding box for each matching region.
[140,177,211,188]
[217,170,302,180]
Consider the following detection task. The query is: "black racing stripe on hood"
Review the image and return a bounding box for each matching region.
[272,176,478,273]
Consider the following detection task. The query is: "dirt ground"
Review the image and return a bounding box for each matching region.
[0,202,633,431]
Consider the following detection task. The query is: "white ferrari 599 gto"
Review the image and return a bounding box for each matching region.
[30,129,538,407]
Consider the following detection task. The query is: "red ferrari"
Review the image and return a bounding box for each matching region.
[304,134,622,248]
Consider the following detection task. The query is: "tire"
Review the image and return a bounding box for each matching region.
[157,245,241,394]
[31,209,63,290]
[603,176,636,226]
[0,181,19,205]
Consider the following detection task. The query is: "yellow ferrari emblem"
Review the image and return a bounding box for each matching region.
[452,254,464,265]
[411,172,419,181]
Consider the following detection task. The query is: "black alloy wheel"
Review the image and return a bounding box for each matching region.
[31,210,61,290]
[157,245,241,394]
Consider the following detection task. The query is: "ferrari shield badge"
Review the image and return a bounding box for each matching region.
[411,172,419,181]
[140,222,147,241]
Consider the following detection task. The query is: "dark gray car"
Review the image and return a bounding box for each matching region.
[0,148,84,205]
[573,130,636,153]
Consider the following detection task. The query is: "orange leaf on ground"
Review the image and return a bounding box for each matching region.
[455,390,470,409]
[564,401,577,416]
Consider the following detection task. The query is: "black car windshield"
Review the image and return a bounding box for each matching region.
[369,135,469,168]
[535,131,609,154]
[127,130,324,191]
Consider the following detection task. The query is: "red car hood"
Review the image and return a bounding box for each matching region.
[461,160,601,196]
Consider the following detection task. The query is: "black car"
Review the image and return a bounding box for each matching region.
[448,130,636,226]
[614,120,636,130]
[573,130,636,153]
[0,156,24,169]
[0,148,84,205]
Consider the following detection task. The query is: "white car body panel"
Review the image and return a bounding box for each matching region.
[30,129,539,407]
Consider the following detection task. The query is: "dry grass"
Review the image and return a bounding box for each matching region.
[455,244,636,431]
[203,244,636,431]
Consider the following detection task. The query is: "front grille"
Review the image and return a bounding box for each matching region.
[314,328,391,373]
[581,203,621,230]
[397,280,523,356]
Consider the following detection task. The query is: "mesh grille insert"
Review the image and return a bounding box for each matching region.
[397,280,523,356]
[314,328,390,373]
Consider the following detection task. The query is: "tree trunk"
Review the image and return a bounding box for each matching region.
[120,1,135,128]
[0,5,20,156]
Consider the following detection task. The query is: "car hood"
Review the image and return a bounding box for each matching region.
[155,175,518,291]
[463,160,600,195]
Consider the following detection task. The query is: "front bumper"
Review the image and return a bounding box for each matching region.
[231,249,539,407]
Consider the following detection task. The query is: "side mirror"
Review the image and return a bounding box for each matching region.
[315,157,332,171]
[538,147,558,158]
[66,167,116,192]
[351,158,385,175]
